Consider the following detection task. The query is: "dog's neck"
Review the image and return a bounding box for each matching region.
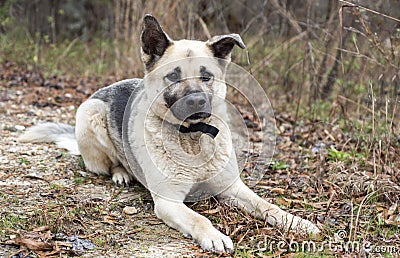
[178,122,219,138]
[142,108,232,162]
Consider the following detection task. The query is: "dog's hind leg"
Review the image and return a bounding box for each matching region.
[218,179,321,237]
[75,99,119,177]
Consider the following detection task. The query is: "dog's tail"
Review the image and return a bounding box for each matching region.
[19,123,80,155]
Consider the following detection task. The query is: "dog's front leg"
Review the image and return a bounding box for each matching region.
[152,195,233,253]
[218,179,320,236]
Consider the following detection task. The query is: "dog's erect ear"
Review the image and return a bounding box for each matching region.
[207,34,245,60]
[141,14,172,69]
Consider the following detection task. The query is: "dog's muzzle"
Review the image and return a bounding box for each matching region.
[168,91,218,138]
[170,92,212,122]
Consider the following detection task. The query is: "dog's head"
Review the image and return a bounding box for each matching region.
[140,15,245,126]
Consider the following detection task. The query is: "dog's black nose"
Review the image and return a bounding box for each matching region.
[185,93,207,109]
[169,90,212,121]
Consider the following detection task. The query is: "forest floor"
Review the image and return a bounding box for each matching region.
[0,61,399,257]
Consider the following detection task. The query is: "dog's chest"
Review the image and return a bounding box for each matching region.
[144,119,232,182]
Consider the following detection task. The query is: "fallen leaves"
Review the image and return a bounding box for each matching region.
[3,225,96,256]
[12,237,53,251]
[378,202,400,227]
[201,207,222,215]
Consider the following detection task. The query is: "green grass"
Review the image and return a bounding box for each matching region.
[94,237,105,247]
[0,27,116,77]
[269,160,289,170]
[327,146,350,162]
[19,157,30,165]
[73,176,85,185]
[49,183,62,191]
[0,214,27,231]
[78,156,86,169]
[235,248,258,257]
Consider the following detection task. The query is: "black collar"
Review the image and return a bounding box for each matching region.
[178,122,219,139]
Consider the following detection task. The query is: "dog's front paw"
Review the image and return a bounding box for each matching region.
[111,166,132,186]
[197,229,234,253]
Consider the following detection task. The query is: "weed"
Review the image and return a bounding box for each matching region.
[78,156,86,169]
[93,205,105,214]
[235,248,256,257]
[73,176,84,185]
[19,157,30,165]
[94,237,105,247]
[269,160,290,170]
[49,183,62,191]
[327,146,350,162]
[0,214,27,231]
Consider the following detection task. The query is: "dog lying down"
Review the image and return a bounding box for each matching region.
[20,14,320,253]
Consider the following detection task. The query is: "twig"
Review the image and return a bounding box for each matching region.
[253,31,307,72]
[269,0,303,34]
[324,188,336,217]
[352,190,377,241]
[236,229,250,247]
[54,37,79,69]
[337,95,387,116]
[370,82,377,176]
[195,14,211,39]
[338,0,400,23]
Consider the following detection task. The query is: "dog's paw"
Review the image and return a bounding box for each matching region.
[111,166,132,186]
[198,229,234,253]
[289,216,321,237]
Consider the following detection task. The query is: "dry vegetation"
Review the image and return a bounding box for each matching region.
[0,0,399,257]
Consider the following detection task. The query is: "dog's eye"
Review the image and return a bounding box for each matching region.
[167,72,179,82]
[201,72,213,82]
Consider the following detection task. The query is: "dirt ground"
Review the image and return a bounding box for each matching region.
[1,63,399,257]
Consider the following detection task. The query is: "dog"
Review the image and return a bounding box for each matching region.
[20,14,320,253]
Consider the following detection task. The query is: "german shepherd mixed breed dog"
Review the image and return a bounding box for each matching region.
[20,15,320,253]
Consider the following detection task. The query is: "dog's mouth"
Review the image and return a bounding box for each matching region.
[168,105,212,123]
[186,112,211,121]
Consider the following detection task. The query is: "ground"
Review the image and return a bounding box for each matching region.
[0,62,399,257]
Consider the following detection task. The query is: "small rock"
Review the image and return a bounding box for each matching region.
[27,110,36,116]
[78,171,88,177]
[15,125,25,131]
[4,126,17,132]
[65,93,72,98]
[311,142,326,153]
[123,206,138,215]
[9,234,17,240]
[8,80,19,87]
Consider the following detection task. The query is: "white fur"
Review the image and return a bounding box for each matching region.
[19,123,80,155]
[75,98,132,184]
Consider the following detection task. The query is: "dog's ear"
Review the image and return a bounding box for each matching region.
[207,34,245,60]
[141,14,172,69]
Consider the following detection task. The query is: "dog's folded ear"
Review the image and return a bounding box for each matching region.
[141,14,172,69]
[207,34,246,60]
